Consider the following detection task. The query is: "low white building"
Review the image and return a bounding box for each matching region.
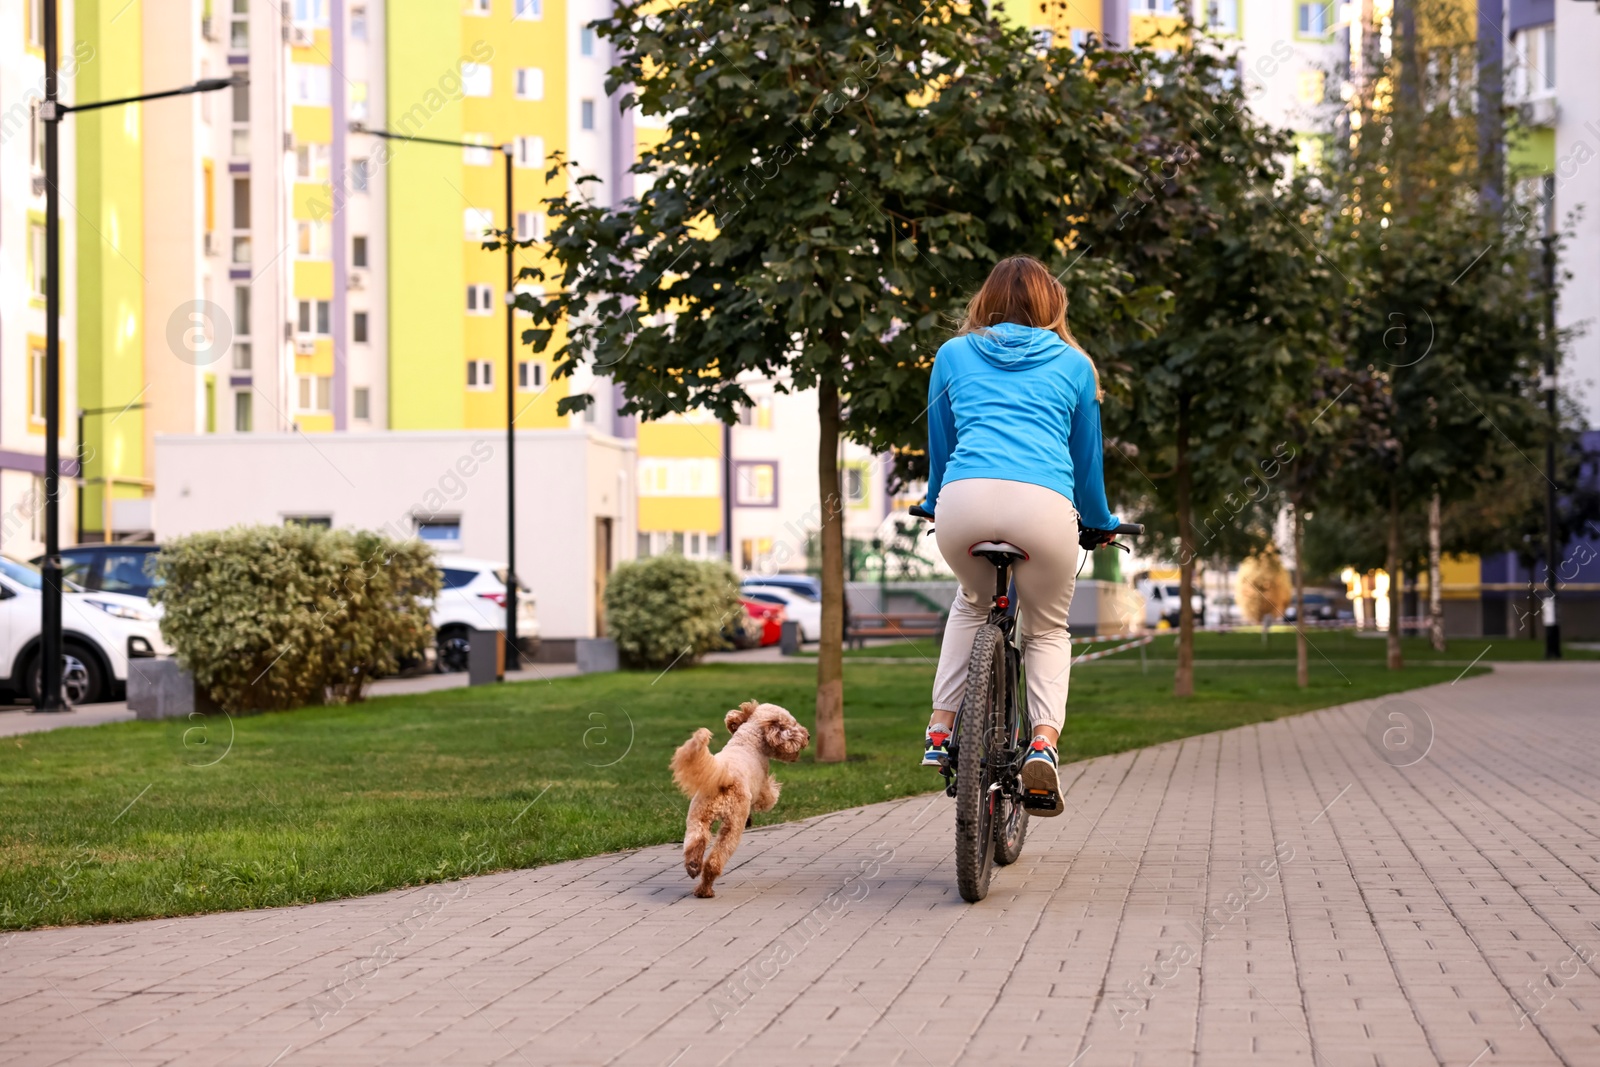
[153,428,636,647]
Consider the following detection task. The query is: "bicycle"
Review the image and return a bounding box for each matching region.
[909,504,1142,902]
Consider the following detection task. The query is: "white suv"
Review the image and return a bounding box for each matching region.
[433,557,539,671]
[0,556,172,705]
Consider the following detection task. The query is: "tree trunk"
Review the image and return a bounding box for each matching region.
[1428,491,1445,652]
[1386,484,1404,670]
[1174,398,1195,698]
[814,380,847,762]
[1294,500,1308,688]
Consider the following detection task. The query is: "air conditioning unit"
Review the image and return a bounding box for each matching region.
[1518,95,1558,128]
[295,338,317,355]
[348,272,365,290]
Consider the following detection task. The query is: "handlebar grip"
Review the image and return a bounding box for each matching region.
[909,505,934,520]
[1114,522,1144,536]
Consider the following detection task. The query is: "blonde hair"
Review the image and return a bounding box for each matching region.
[958,254,1100,398]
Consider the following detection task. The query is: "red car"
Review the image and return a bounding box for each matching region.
[741,597,786,647]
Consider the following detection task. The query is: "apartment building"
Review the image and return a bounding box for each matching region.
[0,0,78,558]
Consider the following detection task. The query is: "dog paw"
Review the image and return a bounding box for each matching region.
[693,884,716,898]
[685,860,702,878]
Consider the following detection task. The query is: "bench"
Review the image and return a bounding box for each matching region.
[846,611,946,649]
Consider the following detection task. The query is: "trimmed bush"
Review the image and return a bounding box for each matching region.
[150,525,441,712]
[603,555,745,669]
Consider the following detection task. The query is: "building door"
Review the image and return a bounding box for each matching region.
[595,517,614,636]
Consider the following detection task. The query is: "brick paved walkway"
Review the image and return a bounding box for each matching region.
[5,663,1598,1067]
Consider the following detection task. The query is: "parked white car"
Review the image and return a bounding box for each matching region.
[741,583,821,642]
[1137,578,1206,628]
[432,557,539,671]
[0,556,171,705]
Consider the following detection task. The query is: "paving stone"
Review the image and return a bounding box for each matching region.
[5,663,1599,1065]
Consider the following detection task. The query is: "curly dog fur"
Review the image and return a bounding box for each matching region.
[670,700,809,898]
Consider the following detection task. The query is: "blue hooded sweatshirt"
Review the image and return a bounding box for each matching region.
[924,323,1118,532]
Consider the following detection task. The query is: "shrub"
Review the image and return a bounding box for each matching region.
[603,555,744,669]
[151,525,441,712]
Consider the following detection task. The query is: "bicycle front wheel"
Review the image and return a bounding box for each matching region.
[955,623,1005,903]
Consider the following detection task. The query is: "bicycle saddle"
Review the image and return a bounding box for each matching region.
[969,541,1029,561]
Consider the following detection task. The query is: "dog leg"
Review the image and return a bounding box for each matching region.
[695,787,750,898]
[683,795,712,880]
[754,775,781,813]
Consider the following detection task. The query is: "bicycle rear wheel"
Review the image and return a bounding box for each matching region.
[955,624,1005,903]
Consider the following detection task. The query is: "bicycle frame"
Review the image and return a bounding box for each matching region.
[942,555,1027,802]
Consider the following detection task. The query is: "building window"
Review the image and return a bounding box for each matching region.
[29,102,43,172]
[28,0,43,47]
[1296,0,1331,38]
[515,211,545,242]
[298,375,333,413]
[463,134,495,167]
[350,158,370,193]
[232,177,251,229]
[517,360,546,391]
[294,143,329,181]
[514,136,545,170]
[466,284,494,314]
[844,462,869,505]
[417,519,462,545]
[29,345,46,423]
[349,80,369,121]
[350,4,367,40]
[233,285,251,339]
[580,99,596,130]
[296,220,331,258]
[292,0,329,25]
[466,0,490,13]
[291,64,331,106]
[737,397,773,428]
[352,234,368,267]
[461,62,492,97]
[30,224,47,298]
[230,73,250,156]
[1206,0,1239,33]
[229,0,250,47]
[466,360,494,390]
[297,299,331,335]
[638,457,719,497]
[463,207,494,240]
[353,386,371,421]
[234,389,253,432]
[734,461,778,507]
[233,343,252,372]
[580,26,595,56]
[352,311,369,343]
[284,514,333,528]
[514,0,542,19]
[515,67,544,100]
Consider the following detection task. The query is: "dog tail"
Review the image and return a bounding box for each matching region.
[671,728,723,797]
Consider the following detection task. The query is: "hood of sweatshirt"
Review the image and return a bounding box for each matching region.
[965,322,1070,370]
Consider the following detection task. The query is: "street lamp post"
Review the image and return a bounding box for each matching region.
[349,125,522,671]
[76,403,151,545]
[1541,235,1562,659]
[37,3,236,711]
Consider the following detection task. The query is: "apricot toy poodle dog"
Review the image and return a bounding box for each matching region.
[670,700,810,898]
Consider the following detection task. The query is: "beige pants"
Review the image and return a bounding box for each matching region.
[931,479,1081,733]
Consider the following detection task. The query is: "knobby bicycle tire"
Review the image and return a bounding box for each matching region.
[956,624,1005,903]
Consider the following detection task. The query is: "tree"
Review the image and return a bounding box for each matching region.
[1074,33,1335,697]
[1323,0,1549,668]
[517,1,1146,758]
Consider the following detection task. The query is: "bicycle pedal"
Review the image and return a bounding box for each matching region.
[1021,790,1060,811]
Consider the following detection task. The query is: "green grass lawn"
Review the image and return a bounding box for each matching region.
[1,655,1483,929]
[836,629,1600,662]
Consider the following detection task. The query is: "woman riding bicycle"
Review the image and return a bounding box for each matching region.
[920,255,1118,816]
